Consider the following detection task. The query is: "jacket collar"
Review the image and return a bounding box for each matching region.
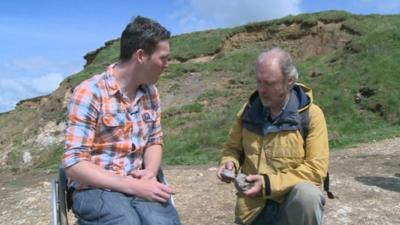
[242,84,311,136]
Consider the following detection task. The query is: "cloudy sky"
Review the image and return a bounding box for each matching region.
[0,0,399,112]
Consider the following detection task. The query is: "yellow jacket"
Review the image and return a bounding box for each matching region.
[220,84,329,225]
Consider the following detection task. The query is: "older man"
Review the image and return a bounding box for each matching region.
[218,47,329,225]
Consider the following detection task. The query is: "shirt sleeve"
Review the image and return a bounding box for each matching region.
[146,86,163,147]
[63,83,99,168]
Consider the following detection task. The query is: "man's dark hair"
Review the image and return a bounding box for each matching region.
[120,16,170,61]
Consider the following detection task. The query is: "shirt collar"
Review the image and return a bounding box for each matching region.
[103,64,121,96]
[104,63,150,102]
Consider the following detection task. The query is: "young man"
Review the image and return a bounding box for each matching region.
[217,48,329,225]
[64,16,181,225]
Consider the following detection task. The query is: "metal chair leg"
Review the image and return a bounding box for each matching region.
[51,167,69,225]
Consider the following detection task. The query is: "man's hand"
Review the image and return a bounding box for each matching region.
[241,175,263,197]
[124,177,174,203]
[217,161,236,183]
[65,161,173,203]
[130,169,156,180]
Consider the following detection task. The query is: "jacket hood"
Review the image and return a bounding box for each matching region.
[242,83,313,136]
[247,83,312,112]
[293,83,313,112]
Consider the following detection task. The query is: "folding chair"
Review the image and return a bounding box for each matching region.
[51,166,70,225]
[51,167,174,225]
[157,168,176,207]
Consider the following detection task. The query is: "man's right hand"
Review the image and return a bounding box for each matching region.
[217,161,236,183]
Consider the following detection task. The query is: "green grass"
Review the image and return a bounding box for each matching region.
[295,14,400,149]
[162,11,400,164]
[163,103,242,165]
[63,41,120,87]
[171,29,232,61]
[35,144,65,170]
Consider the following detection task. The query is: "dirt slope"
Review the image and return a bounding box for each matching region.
[0,138,399,225]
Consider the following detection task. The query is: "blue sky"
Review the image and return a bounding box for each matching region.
[0,0,399,113]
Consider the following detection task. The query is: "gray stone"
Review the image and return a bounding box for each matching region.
[235,173,254,191]
[221,169,235,180]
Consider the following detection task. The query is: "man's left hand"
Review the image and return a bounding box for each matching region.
[241,175,263,197]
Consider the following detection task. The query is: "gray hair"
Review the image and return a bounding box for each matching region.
[256,47,299,81]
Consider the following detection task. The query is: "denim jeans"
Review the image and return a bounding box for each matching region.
[72,188,181,225]
[238,182,325,225]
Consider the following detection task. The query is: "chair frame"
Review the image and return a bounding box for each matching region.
[51,166,69,225]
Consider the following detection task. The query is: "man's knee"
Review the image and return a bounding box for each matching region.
[278,182,325,225]
[286,182,325,211]
[131,198,181,225]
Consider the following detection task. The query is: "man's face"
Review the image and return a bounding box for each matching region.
[143,40,170,84]
[256,60,292,110]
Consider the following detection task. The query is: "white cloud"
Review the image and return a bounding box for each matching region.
[31,73,64,93]
[173,0,302,33]
[0,73,64,113]
[0,56,82,79]
[0,56,82,112]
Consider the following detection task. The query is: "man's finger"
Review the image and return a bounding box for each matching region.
[156,190,171,201]
[153,194,168,203]
[226,162,233,170]
[131,170,146,178]
[245,175,256,182]
[217,166,225,180]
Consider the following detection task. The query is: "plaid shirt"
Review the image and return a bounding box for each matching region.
[63,64,163,189]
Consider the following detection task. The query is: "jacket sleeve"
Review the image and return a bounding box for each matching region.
[266,104,329,199]
[219,104,247,170]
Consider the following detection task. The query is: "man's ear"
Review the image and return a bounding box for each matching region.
[288,76,296,89]
[134,49,146,63]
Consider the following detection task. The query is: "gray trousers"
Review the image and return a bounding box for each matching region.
[241,182,326,225]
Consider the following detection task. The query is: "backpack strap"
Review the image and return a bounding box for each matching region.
[299,108,335,199]
[324,172,335,199]
[298,109,309,147]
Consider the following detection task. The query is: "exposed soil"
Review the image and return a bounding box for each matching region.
[1,138,399,225]
[222,21,355,61]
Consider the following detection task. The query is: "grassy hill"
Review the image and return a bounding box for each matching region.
[1,11,399,171]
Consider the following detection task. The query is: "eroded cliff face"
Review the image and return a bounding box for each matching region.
[0,18,359,170]
[222,21,357,60]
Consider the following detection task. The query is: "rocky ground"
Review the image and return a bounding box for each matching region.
[1,138,399,225]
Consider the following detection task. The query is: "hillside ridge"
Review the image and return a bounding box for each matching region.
[1,10,400,171]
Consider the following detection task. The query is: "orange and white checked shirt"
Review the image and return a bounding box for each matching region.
[63,64,163,189]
